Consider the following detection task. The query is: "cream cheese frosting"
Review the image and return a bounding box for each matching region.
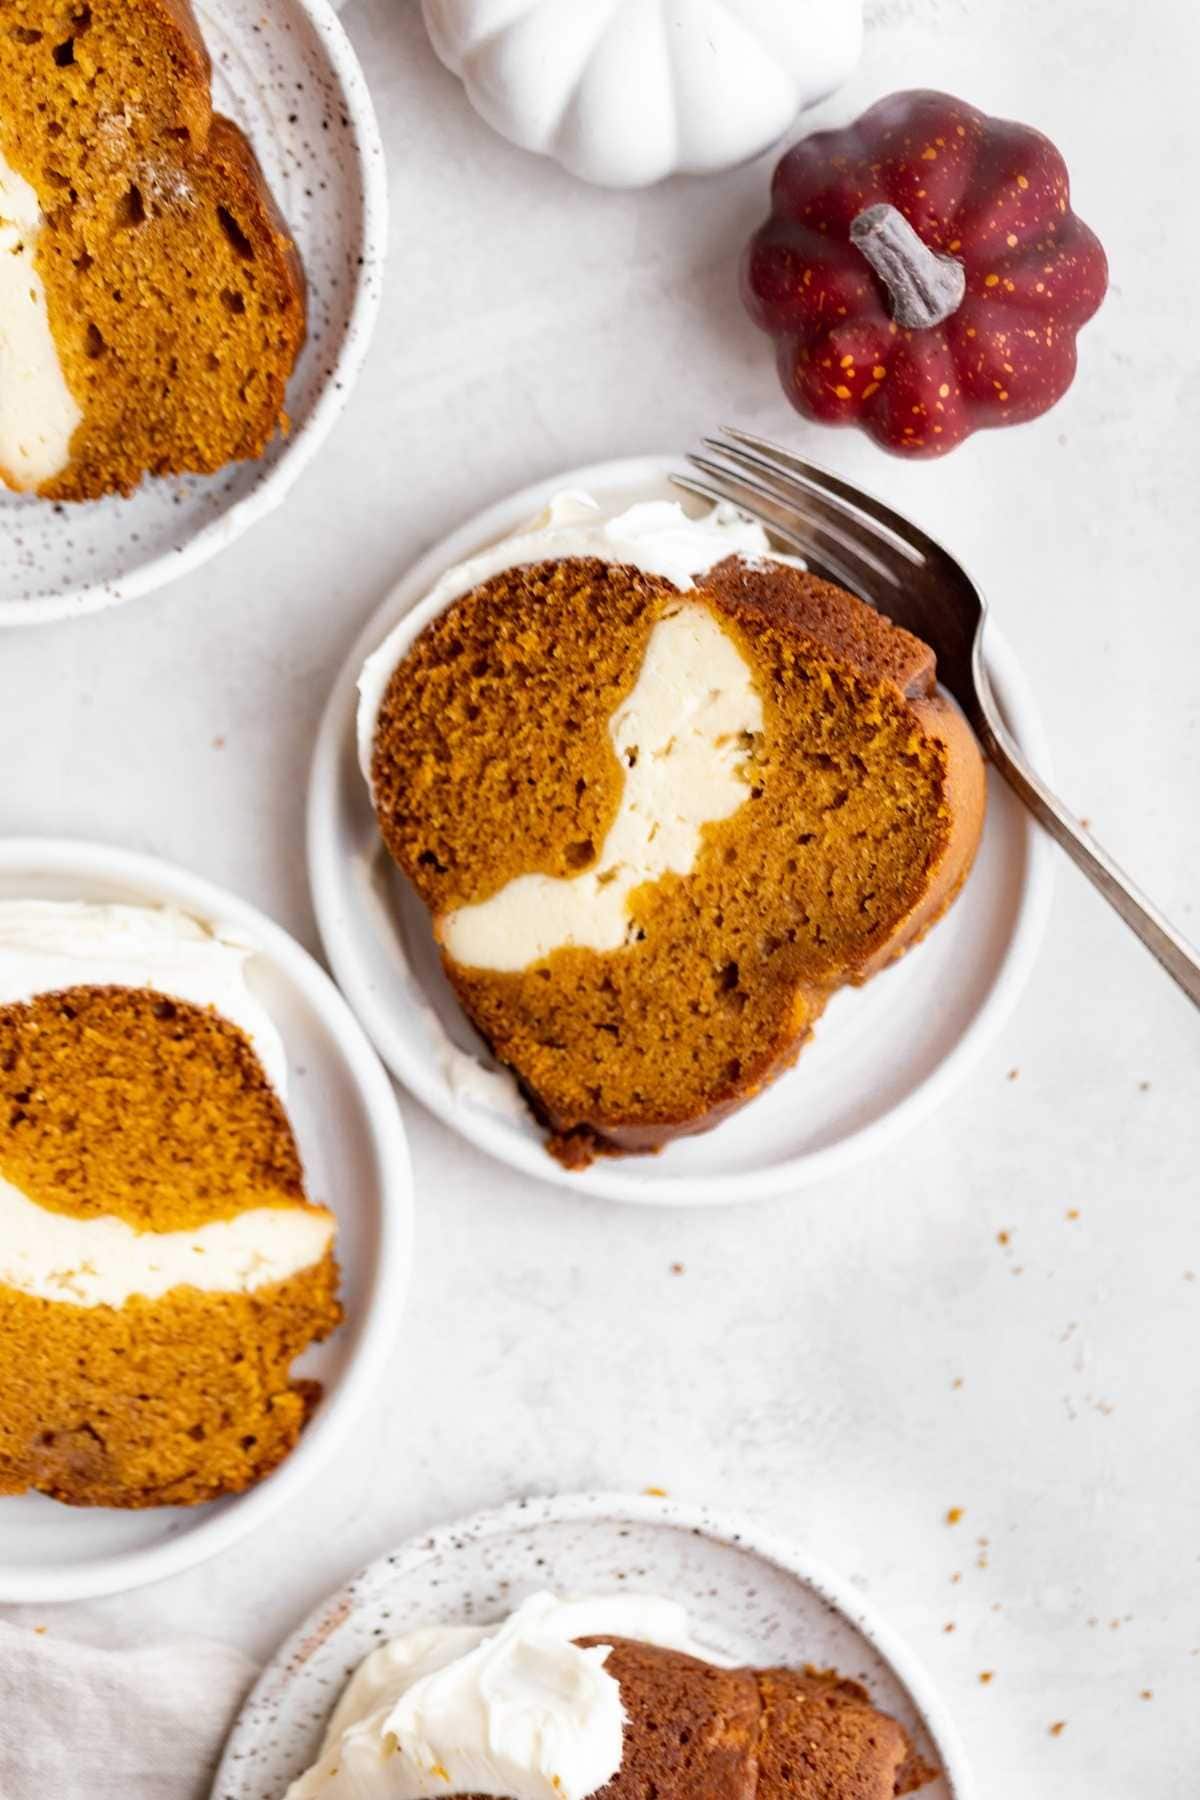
[0,1176,333,1307]
[0,900,331,1310]
[0,149,83,491]
[354,489,794,1108]
[0,900,289,1094]
[287,1591,726,1800]
[356,490,784,784]
[441,602,762,971]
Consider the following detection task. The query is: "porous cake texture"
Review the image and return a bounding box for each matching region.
[0,986,339,1508]
[582,1639,930,1800]
[370,553,985,1165]
[0,0,306,499]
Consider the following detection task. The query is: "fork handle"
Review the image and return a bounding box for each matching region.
[974,657,1200,1009]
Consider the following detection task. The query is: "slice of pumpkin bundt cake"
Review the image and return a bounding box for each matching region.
[0,901,340,1508]
[360,494,985,1167]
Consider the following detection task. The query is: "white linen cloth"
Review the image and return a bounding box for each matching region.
[0,1620,257,1799]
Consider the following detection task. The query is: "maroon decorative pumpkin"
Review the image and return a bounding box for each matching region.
[741,89,1108,456]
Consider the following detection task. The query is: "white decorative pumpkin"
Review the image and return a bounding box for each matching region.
[420,0,863,189]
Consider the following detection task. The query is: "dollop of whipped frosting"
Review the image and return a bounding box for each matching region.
[356,491,780,784]
[0,899,288,1094]
[287,1591,725,1800]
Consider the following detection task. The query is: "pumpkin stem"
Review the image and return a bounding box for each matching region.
[850,203,965,330]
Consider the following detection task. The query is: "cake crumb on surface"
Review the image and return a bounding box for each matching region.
[945,1507,964,1525]
[1049,1721,1066,1737]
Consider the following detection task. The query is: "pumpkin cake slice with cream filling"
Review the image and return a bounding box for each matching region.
[286,1591,935,1800]
[0,901,340,1509]
[359,493,986,1168]
[0,0,306,500]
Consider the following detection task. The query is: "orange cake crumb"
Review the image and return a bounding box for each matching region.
[0,986,340,1508]
[0,0,305,500]
[370,554,985,1164]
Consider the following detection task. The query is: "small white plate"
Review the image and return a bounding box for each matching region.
[308,454,1055,1206]
[214,1491,973,1800]
[0,838,412,1603]
[0,0,386,625]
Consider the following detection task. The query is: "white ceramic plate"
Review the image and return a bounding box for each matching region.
[0,838,412,1603]
[214,1491,973,1800]
[308,455,1054,1206]
[0,0,386,625]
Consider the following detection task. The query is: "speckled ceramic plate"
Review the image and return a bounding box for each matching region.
[0,838,412,1603]
[0,0,385,625]
[307,454,1054,1206]
[213,1492,973,1800]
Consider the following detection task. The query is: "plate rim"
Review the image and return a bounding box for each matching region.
[0,834,414,1603]
[0,0,387,627]
[214,1489,975,1800]
[307,451,1056,1207]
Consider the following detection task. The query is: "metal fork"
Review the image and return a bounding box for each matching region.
[676,428,1200,1008]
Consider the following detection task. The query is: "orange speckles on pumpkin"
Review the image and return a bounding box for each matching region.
[744,92,1107,459]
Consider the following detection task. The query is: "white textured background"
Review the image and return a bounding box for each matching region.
[2,1,1198,1796]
